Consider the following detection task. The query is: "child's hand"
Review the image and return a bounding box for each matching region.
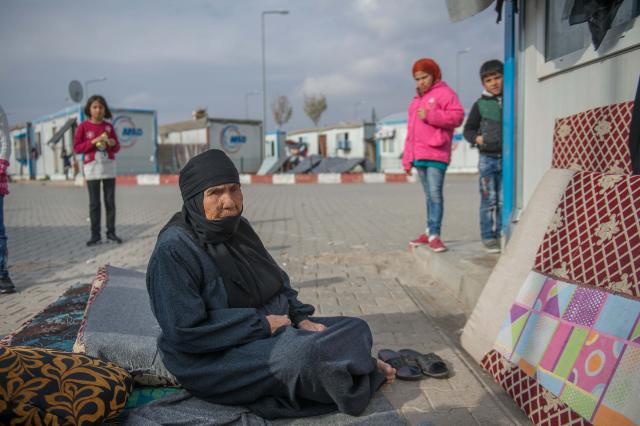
[405,168,412,176]
[417,107,426,120]
[107,139,116,147]
[475,135,484,146]
[92,133,108,144]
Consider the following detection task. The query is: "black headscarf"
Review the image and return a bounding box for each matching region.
[166,149,285,308]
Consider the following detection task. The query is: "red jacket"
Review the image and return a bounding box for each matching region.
[73,120,120,163]
[402,81,464,170]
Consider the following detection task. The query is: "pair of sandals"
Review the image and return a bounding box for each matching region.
[378,349,449,381]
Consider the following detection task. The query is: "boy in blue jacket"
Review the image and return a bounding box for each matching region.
[463,60,503,253]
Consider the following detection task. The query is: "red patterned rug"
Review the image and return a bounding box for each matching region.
[552,102,634,174]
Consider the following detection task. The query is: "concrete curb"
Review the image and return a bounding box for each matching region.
[410,241,499,315]
[107,173,419,186]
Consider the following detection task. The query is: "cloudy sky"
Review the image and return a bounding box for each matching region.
[1,0,503,132]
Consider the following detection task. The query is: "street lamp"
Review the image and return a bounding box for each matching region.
[455,48,471,96]
[84,77,107,98]
[261,10,289,151]
[245,91,260,119]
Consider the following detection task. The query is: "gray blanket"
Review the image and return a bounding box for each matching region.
[123,390,405,426]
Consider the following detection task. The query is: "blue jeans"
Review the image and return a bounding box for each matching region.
[416,166,446,236]
[0,195,8,278]
[478,154,502,240]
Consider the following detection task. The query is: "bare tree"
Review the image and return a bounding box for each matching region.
[303,94,327,127]
[271,95,293,129]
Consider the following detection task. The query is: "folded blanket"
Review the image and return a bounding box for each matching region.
[74,265,178,386]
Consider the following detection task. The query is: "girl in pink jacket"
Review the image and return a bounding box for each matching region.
[403,58,464,252]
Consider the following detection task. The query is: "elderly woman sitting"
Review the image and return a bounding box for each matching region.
[146,150,395,419]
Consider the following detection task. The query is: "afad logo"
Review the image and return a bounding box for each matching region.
[113,115,143,149]
[220,125,247,154]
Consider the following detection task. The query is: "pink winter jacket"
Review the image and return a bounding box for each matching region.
[402,81,464,170]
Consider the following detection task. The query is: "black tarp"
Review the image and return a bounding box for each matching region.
[265,156,289,175]
[46,118,77,146]
[288,155,323,174]
[568,0,625,49]
[308,157,369,174]
[287,155,373,174]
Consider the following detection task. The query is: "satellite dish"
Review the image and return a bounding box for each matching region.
[69,80,84,103]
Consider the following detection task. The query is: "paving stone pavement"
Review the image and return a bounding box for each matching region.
[1,177,529,425]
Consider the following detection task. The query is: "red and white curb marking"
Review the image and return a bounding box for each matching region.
[96,173,418,186]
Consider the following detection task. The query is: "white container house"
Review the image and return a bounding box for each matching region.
[159,117,263,173]
[288,121,376,161]
[9,105,157,180]
[516,0,640,209]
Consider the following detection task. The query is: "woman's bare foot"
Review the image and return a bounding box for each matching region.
[377,359,396,384]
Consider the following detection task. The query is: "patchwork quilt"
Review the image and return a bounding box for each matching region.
[482,172,640,426]
[489,272,639,425]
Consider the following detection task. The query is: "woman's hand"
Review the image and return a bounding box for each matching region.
[417,107,426,120]
[297,319,327,332]
[266,314,291,335]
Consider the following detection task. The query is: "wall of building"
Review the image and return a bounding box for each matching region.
[8,128,30,178]
[162,128,207,145]
[208,120,262,173]
[112,109,157,175]
[289,131,319,155]
[321,126,367,158]
[287,123,373,160]
[377,119,407,172]
[31,108,81,180]
[519,0,640,206]
[450,130,479,173]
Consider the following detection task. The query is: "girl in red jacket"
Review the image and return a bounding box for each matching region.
[403,58,464,252]
[74,95,122,246]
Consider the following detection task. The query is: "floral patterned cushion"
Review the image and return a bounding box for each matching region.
[0,345,133,425]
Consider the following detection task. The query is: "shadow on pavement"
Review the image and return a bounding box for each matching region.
[266,245,291,252]
[8,223,156,291]
[295,276,346,289]
[250,217,292,225]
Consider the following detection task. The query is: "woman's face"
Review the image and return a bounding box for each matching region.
[203,183,243,220]
[89,101,105,122]
[414,71,434,95]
